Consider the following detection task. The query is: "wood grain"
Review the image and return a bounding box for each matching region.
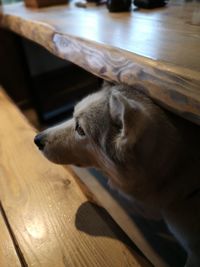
[0,209,21,267]
[0,87,150,267]
[0,1,200,124]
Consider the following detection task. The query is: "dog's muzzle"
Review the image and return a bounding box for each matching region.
[34,133,46,150]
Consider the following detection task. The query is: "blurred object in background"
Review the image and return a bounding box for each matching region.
[75,0,107,8]
[75,0,87,8]
[107,0,132,12]
[134,0,167,9]
[24,0,68,8]
[86,0,100,2]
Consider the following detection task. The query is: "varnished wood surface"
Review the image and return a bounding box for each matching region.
[0,87,150,267]
[0,211,21,267]
[0,1,200,124]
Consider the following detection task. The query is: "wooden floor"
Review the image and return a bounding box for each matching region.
[0,88,152,267]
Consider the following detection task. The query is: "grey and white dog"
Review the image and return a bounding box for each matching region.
[34,82,200,267]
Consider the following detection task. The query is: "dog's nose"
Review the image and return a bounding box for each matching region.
[34,133,46,150]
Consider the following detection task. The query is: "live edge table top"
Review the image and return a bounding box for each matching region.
[0,0,200,124]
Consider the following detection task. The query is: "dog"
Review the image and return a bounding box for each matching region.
[34,82,200,267]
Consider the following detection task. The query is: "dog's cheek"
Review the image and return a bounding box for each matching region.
[42,126,97,167]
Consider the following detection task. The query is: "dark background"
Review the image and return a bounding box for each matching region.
[0,28,101,124]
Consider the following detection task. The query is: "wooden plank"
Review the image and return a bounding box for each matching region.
[0,207,21,267]
[0,1,200,124]
[0,87,151,267]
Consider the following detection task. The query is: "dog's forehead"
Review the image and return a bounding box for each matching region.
[74,90,107,116]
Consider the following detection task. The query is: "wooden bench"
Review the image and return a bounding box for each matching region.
[0,87,150,267]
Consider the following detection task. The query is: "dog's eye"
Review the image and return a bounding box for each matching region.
[75,122,85,136]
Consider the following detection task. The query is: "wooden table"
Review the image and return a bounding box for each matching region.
[0,0,200,124]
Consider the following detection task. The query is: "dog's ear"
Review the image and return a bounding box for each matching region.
[109,90,148,146]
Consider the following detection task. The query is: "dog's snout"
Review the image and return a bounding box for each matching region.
[34,133,46,150]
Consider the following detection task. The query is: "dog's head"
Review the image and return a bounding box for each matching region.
[34,83,172,192]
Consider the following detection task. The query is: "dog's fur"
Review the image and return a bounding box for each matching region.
[35,82,200,267]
